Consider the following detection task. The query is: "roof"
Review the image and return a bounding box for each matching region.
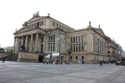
[68,26,106,39]
[26,16,48,24]
[14,26,46,34]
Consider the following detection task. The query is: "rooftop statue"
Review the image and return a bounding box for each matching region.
[33,11,40,17]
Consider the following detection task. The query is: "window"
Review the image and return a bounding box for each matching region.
[40,21,44,26]
[49,35,55,42]
[108,51,110,53]
[41,36,44,43]
[76,36,78,43]
[59,25,61,27]
[73,44,75,52]
[61,56,63,60]
[37,22,39,26]
[48,35,55,51]
[56,23,58,27]
[53,22,55,26]
[73,37,75,43]
[70,36,85,52]
[70,56,72,60]
[76,56,78,60]
[82,45,84,51]
[35,23,37,27]
[81,56,84,60]
[78,44,80,52]
[77,36,80,43]
[76,44,78,52]
[48,43,55,51]
[71,44,72,51]
[71,37,72,43]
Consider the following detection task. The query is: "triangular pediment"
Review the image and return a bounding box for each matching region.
[94,28,105,37]
[14,26,46,34]
[26,16,47,24]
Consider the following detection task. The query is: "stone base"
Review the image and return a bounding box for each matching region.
[17,52,39,62]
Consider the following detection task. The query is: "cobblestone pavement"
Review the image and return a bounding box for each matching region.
[0,61,125,83]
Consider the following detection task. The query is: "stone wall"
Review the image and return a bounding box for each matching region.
[17,52,38,62]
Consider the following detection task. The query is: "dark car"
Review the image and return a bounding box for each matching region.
[116,60,125,66]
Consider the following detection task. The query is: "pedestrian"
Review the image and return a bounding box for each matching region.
[100,61,102,66]
[46,60,48,64]
[2,57,5,63]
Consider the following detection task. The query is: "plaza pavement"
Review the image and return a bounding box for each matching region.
[0,61,125,83]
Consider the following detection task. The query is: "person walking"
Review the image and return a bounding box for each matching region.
[2,57,5,63]
[100,61,102,66]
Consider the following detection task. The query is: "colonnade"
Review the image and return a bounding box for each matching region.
[14,33,41,53]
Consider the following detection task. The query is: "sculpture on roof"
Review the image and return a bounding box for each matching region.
[48,13,50,17]
[89,21,91,26]
[87,21,92,28]
[23,22,27,26]
[33,11,40,17]
[99,24,101,29]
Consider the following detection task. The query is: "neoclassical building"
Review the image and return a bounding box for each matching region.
[14,13,113,63]
[106,36,123,62]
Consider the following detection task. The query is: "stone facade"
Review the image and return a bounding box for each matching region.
[14,13,122,63]
[106,36,123,62]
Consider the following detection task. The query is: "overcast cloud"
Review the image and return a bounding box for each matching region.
[0,0,125,50]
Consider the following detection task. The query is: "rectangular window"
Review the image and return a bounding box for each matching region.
[76,44,78,52]
[82,45,84,51]
[49,36,50,42]
[81,56,84,60]
[73,37,75,43]
[41,21,44,26]
[37,22,39,26]
[41,36,44,43]
[53,22,55,26]
[108,51,110,53]
[76,56,78,60]
[70,56,72,60]
[61,56,63,60]
[71,37,72,43]
[71,44,72,52]
[75,37,77,43]
[53,43,55,51]
[53,35,55,42]
[79,44,80,52]
[79,36,82,43]
[48,35,55,51]
[57,23,58,27]
[59,25,61,27]
[48,43,50,51]
[73,44,75,52]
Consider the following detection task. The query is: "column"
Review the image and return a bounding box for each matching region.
[14,37,19,53]
[35,33,39,52]
[30,34,33,52]
[44,35,47,52]
[25,35,28,51]
[21,36,24,46]
[14,37,16,54]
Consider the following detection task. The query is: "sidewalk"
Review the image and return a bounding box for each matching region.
[0,61,124,83]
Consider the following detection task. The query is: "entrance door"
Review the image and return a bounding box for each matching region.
[38,55,44,63]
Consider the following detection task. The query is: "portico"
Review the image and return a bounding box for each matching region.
[14,28,46,53]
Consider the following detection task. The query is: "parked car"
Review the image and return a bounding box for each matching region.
[115,60,125,65]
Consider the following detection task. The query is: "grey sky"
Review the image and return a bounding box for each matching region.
[0,0,125,50]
